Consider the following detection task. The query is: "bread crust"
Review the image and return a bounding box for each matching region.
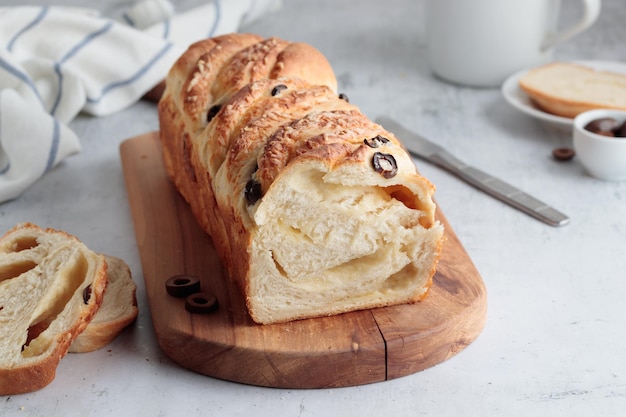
[0,223,107,395]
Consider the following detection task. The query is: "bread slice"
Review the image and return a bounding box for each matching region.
[0,223,108,395]
[69,255,138,353]
[159,34,444,324]
[518,62,626,118]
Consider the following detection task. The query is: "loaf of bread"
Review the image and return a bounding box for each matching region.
[518,62,626,118]
[0,223,108,395]
[69,255,138,353]
[158,33,444,324]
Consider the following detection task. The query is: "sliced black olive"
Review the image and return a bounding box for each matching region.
[185,292,219,314]
[245,179,263,204]
[338,93,349,102]
[166,275,201,298]
[364,135,390,148]
[271,84,288,96]
[372,152,398,178]
[83,284,92,304]
[206,104,222,123]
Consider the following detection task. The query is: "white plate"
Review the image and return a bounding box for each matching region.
[501,60,626,128]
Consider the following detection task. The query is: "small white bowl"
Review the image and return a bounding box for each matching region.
[573,109,626,181]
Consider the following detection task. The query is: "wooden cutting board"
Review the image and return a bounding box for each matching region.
[119,132,487,388]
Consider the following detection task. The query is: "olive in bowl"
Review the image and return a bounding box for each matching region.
[573,109,626,181]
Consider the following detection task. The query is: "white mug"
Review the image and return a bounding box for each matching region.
[424,0,601,87]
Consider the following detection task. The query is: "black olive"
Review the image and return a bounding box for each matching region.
[364,135,390,148]
[245,179,263,204]
[372,152,398,178]
[185,292,219,314]
[165,275,201,298]
[338,93,349,102]
[82,284,92,304]
[271,84,288,96]
[206,104,222,123]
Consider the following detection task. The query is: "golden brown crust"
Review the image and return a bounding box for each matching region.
[158,34,262,203]
[182,34,264,128]
[523,91,596,119]
[0,345,60,395]
[212,37,290,103]
[270,42,338,92]
[256,110,393,190]
[201,77,315,177]
[213,80,355,194]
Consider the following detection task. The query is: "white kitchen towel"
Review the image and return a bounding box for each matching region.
[0,0,280,203]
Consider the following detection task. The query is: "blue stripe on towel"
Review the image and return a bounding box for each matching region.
[50,21,113,116]
[45,118,61,172]
[50,63,64,116]
[163,18,171,39]
[0,107,8,175]
[7,6,49,52]
[0,161,10,175]
[0,54,44,106]
[122,12,136,27]
[86,42,173,105]
[208,0,222,37]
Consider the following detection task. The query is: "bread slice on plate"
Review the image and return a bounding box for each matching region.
[0,223,108,395]
[518,61,626,118]
[69,255,138,353]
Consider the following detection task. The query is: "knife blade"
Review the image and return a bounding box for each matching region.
[376,116,570,227]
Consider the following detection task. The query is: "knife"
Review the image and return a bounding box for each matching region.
[376,116,570,227]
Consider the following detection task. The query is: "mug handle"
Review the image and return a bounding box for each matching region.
[540,0,601,52]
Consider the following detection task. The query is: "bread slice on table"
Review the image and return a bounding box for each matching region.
[518,61,626,118]
[159,33,445,325]
[0,223,108,395]
[69,255,138,353]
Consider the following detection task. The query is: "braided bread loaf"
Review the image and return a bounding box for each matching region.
[158,33,444,324]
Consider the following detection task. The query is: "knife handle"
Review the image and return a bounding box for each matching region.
[429,152,570,227]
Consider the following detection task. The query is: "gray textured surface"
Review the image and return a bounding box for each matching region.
[2,0,626,415]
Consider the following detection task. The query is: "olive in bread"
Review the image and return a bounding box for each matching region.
[0,223,108,395]
[158,33,444,324]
